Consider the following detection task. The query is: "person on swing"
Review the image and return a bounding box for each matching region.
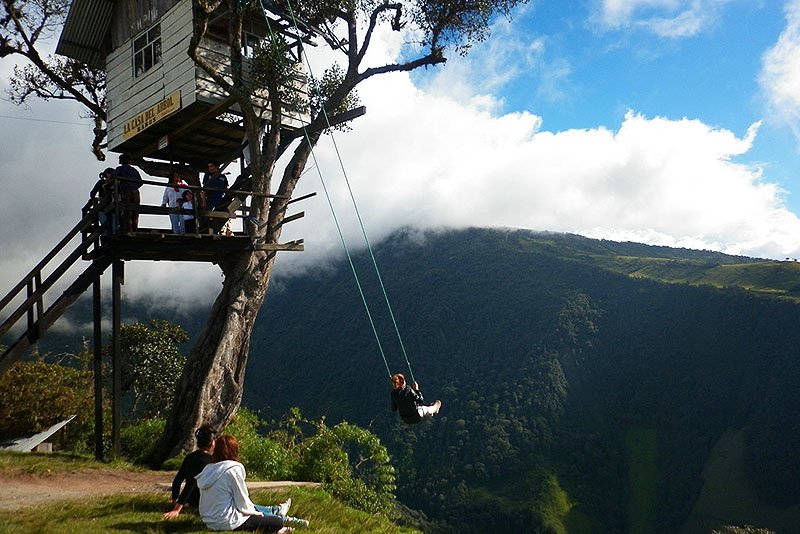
[390,373,442,424]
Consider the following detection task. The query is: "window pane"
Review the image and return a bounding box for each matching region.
[132,23,162,77]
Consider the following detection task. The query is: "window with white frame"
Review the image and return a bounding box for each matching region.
[133,24,162,77]
[241,31,261,58]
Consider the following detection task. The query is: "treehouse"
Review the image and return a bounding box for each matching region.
[56,0,312,166]
[0,0,328,459]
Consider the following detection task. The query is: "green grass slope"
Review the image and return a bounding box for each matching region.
[0,453,419,534]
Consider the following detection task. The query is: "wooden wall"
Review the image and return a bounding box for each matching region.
[112,0,181,47]
[107,0,196,151]
[107,0,310,152]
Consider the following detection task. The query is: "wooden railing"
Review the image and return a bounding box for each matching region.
[0,202,109,373]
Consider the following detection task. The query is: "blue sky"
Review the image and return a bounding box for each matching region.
[1,0,800,313]
[491,1,795,196]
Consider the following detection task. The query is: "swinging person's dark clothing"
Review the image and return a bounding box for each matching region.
[171,450,214,508]
[391,384,427,424]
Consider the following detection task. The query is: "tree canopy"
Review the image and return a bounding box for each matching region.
[0,0,107,158]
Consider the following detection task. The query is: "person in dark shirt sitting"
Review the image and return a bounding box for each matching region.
[164,425,216,518]
[390,373,442,424]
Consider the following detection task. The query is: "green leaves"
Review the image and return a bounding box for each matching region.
[308,64,362,132]
[295,421,396,514]
[114,320,188,420]
[247,33,307,115]
[0,360,93,447]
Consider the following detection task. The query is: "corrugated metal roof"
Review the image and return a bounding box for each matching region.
[55,0,115,68]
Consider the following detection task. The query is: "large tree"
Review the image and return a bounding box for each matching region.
[2,0,530,465]
[148,0,529,466]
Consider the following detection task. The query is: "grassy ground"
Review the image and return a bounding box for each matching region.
[0,487,418,534]
[0,450,140,475]
[0,452,419,534]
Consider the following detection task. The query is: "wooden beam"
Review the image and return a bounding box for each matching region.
[93,277,103,461]
[111,259,122,458]
[277,211,304,228]
[253,240,304,252]
[133,96,238,158]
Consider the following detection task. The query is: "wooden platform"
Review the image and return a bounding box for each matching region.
[93,230,303,263]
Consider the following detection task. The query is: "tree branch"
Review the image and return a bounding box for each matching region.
[187,0,238,99]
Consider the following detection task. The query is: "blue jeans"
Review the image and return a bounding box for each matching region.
[254,504,281,516]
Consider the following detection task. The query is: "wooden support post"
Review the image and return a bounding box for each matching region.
[93,276,103,461]
[111,258,123,457]
[34,273,43,332]
[26,280,34,343]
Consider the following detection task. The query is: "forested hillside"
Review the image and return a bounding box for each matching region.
[243,228,800,533]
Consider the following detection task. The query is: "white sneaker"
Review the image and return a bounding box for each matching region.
[284,516,309,528]
[278,498,292,517]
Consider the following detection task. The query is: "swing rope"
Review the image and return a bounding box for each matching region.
[281,1,416,385]
[257,0,415,382]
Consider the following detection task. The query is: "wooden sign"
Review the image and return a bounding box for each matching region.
[123,90,181,140]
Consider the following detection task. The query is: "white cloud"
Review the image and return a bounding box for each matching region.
[274,72,800,277]
[2,14,799,320]
[594,0,733,37]
[759,0,800,141]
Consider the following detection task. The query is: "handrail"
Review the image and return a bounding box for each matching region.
[114,175,288,200]
[0,203,101,312]
[0,227,104,340]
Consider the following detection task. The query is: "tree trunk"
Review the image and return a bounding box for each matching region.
[146,128,317,466]
[147,248,275,465]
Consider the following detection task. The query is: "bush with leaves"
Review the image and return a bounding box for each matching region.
[295,420,396,514]
[112,320,188,419]
[225,408,295,480]
[226,408,396,513]
[0,356,94,451]
[120,417,166,464]
[712,527,776,534]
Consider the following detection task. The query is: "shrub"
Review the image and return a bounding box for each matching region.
[296,421,396,514]
[0,359,94,451]
[226,408,297,480]
[120,418,165,463]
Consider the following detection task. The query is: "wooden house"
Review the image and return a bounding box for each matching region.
[56,0,311,166]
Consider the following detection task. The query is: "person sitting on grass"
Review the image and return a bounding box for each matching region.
[164,425,216,519]
[196,434,309,532]
[164,427,290,521]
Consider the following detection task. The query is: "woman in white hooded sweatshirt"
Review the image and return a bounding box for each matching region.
[196,434,309,532]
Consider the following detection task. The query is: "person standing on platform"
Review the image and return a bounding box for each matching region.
[182,190,197,234]
[114,153,143,233]
[162,171,188,234]
[203,162,229,211]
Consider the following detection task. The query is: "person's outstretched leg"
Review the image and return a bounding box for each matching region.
[254,498,291,517]
[420,400,442,417]
[283,515,310,528]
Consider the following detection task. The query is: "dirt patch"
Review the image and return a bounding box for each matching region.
[0,469,322,511]
[0,468,170,510]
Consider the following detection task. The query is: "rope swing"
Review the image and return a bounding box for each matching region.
[257,0,416,385]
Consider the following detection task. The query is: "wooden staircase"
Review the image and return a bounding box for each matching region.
[0,202,110,373]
